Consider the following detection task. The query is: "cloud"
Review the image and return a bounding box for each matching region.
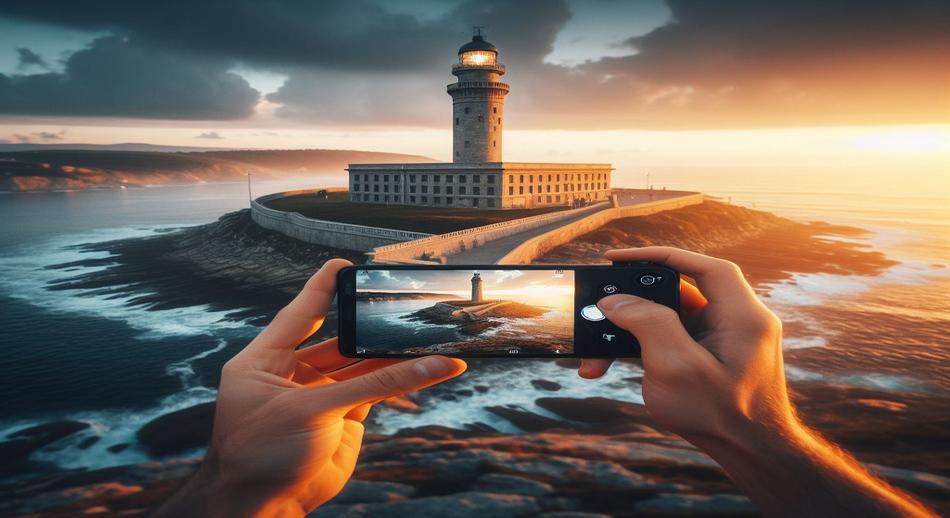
[35,130,65,140]
[0,36,260,119]
[196,131,224,139]
[16,47,48,70]
[0,0,947,128]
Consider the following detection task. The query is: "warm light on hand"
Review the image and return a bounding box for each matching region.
[152,259,467,518]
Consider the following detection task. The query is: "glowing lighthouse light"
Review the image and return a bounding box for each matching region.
[461,49,495,66]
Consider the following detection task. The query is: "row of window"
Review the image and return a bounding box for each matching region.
[355,194,497,208]
[352,173,496,184]
[509,173,607,183]
[507,182,605,195]
[352,172,607,185]
[353,184,496,195]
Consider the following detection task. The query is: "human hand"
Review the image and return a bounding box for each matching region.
[576,247,934,517]
[154,259,467,518]
[578,246,794,446]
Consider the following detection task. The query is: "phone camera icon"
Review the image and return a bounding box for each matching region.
[638,274,659,286]
[580,304,605,321]
[602,284,618,294]
[602,333,616,342]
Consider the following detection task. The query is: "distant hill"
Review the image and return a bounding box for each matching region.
[0,143,232,152]
[0,148,437,192]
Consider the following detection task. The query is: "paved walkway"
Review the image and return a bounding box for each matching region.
[444,204,607,264]
[443,189,696,265]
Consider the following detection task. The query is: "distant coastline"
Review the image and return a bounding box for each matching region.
[0,147,435,192]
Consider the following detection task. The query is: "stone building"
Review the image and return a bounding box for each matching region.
[347,30,612,209]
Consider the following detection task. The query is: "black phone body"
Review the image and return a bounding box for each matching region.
[337,263,679,358]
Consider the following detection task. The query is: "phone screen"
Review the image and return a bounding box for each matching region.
[337,265,678,358]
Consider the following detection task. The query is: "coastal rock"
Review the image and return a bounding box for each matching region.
[472,473,555,496]
[0,421,90,470]
[136,402,215,456]
[535,397,652,427]
[633,493,756,515]
[310,491,540,518]
[329,480,416,504]
[485,405,570,432]
[488,456,682,493]
[531,379,562,391]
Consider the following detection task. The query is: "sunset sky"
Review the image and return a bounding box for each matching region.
[0,0,948,176]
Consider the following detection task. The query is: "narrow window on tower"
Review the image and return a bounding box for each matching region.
[455,117,459,125]
[493,107,497,114]
[464,107,470,114]
[478,115,483,122]
[465,140,471,148]
[493,140,496,147]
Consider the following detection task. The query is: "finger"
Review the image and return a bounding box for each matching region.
[291,361,332,386]
[680,279,707,313]
[248,259,352,358]
[327,358,405,381]
[605,247,756,305]
[578,359,614,379]
[344,403,373,422]
[294,338,357,372]
[308,356,467,411]
[598,294,718,376]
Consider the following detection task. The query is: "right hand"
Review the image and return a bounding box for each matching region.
[579,246,796,446]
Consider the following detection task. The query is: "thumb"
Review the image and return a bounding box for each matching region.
[597,294,713,375]
[311,356,467,411]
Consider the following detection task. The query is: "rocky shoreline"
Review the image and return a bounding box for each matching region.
[3,201,947,516]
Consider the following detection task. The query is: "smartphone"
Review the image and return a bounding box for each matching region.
[336,263,679,358]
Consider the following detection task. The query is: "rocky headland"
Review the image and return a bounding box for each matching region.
[3,200,947,516]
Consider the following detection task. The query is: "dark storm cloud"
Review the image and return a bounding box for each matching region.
[0,0,947,127]
[0,0,465,72]
[0,36,259,119]
[15,47,47,70]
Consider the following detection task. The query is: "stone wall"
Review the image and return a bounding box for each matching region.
[369,202,609,264]
[496,193,705,264]
[250,190,431,252]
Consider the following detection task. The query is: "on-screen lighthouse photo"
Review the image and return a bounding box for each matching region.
[347,30,613,209]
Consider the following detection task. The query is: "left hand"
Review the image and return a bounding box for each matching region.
[167,259,467,517]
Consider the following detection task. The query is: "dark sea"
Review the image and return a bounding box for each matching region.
[0,170,947,476]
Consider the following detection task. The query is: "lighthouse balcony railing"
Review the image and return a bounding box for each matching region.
[452,63,505,74]
[446,81,510,93]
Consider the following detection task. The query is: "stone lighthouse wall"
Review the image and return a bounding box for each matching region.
[452,91,505,163]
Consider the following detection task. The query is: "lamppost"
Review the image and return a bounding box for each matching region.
[247,172,252,205]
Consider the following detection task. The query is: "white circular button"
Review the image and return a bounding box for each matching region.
[580,304,605,321]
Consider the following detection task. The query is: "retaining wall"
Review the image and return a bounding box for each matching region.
[370,202,610,263]
[496,193,704,264]
[250,190,431,251]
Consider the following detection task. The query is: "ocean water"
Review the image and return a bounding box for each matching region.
[0,171,947,475]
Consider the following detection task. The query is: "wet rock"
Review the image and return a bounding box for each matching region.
[379,395,420,413]
[107,444,129,454]
[633,493,756,514]
[489,456,682,493]
[474,385,490,393]
[485,405,568,432]
[77,436,100,449]
[0,421,90,470]
[329,480,415,504]
[472,473,554,496]
[531,379,562,391]
[455,389,475,397]
[136,402,215,456]
[310,491,540,518]
[536,397,651,426]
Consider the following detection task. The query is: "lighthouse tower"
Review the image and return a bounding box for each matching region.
[470,272,483,303]
[448,28,509,163]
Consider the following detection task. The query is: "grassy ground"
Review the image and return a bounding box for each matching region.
[263,192,567,234]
